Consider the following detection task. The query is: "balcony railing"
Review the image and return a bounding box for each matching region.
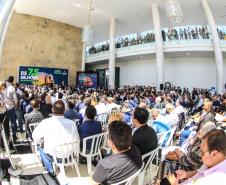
[87,25,226,56]
[86,36,226,63]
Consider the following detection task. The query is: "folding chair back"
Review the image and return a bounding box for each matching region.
[111,163,144,185]
[53,141,80,177]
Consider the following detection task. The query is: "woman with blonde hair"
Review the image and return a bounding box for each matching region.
[108,112,123,124]
[91,94,98,107]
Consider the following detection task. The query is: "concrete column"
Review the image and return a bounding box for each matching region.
[152,3,165,91]
[0,0,16,66]
[108,16,116,89]
[201,0,224,94]
[81,42,86,71]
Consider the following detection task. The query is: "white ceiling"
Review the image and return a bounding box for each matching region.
[14,0,226,43]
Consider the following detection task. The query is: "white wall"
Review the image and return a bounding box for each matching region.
[91,57,226,90]
[119,60,156,86]
[165,58,217,89]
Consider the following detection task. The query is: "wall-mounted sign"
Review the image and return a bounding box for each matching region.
[19,66,68,86]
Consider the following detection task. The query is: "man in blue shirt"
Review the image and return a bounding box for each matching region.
[64,99,82,124]
[78,105,102,147]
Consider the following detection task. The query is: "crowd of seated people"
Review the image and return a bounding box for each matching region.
[88,26,226,55]
[1,76,226,184]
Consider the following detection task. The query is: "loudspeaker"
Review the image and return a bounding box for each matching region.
[160,83,164,90]
[115,67,120,89]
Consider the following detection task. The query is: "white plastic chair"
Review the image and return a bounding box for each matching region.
[171,120,179,129]
[111,163,144,185]
[79,132,107,175]
[180,131,197,153]
[28,122,40,154]
[96,113,108,127]
[101,131,111,154]
[138,147,160,185]
[184,109,190,122]
[158,127,177,148]
[28,122,40,135]
[73,119,80,127]
[52,141,80,177]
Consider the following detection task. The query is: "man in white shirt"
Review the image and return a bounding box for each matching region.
[168,129,226,185]
[2,76,18,142]
[106,97,120,113]
[32,100,80,175]
[175,100,184,115]
[95,97,108,115]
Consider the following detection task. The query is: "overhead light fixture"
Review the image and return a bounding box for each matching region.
[165,0,184,24]
[82,0,94,45]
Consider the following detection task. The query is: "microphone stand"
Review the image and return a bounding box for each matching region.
[0,112,23,177]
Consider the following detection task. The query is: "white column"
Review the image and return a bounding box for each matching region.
[81,42,86,71]
[0,0,16,66]
[152,3,164,91]
[109,16,116,89]
[201,0,224,94]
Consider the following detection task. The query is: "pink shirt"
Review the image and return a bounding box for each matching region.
[181,159,226,185]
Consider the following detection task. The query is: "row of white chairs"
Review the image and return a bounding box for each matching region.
[96,112,109,127]
[29,122,108,175]
[29,121,162,185]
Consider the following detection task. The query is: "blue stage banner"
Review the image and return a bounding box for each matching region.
[19,66,68,86]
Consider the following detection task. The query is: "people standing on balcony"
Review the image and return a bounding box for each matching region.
[204,27,209,39]
[125,37,129,46]
[115,40,120,48]
[162,30,166,41]
[184,28,188,39]
[175,29,178,40]
[87,25,226,55]
[191,29,196,39]
[199,27,203,39]
[168,29,171,41]
[187,27,192,39]
[180,29,184,40]
[195,27,199,39]
[202,27,206,38]
[151,33,155,42]
[121,38,125,47]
